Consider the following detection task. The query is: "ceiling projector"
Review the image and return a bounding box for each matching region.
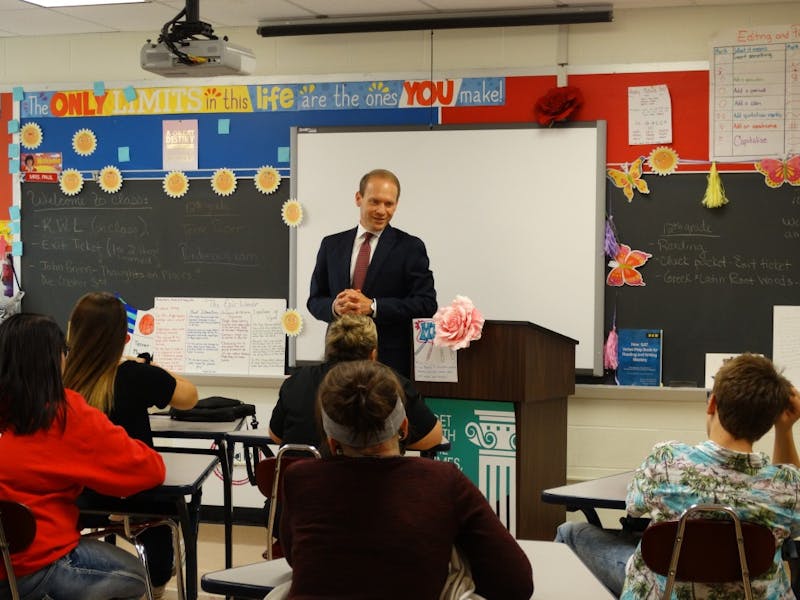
[141,38,256,77]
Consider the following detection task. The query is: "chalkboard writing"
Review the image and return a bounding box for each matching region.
[602,173,800,387]
[21,180,289,331]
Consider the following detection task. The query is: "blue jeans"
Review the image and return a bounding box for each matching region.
[555,521,639,597]
[0,538,147,600]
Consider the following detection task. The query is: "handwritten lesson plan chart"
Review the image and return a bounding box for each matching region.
[710,24,800,161]
[154,297,286,376]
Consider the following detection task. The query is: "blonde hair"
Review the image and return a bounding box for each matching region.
[62,292,127,413]
[324,315,377,363]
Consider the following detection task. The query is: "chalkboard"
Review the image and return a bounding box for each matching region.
[603,173,800,387]
[20,180,289,331]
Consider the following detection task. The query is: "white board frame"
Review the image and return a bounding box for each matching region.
[290,123,606,375]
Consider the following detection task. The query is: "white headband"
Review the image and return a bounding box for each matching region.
[321,395,406,448]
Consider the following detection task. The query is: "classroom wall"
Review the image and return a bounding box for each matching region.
[2,2,789,486]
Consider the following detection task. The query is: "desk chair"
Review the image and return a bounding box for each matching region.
[200,443,320,599]
[82,516,185,600]
[641,504,775,600]
[256,443,321,560]
[0,501,36,600]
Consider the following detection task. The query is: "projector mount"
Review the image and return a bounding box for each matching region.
[150,0,223,67]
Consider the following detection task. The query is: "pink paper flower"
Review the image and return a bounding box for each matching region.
[432,295,485,350]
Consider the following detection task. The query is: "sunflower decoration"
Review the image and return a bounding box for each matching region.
[254,166,281,195]
[280,309,303,337]
[60,169,84,196]
[163,171,189,198]
[20,122,43,149]
[98,166,123,193]
[647,146,679,176]
[211,168,237,196]
[72,128,97,156]
[281,199,303,227]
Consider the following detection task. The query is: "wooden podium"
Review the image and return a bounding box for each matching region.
[413,320,576,540]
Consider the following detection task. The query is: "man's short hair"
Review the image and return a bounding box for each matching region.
[712,353,792,442]
[359,169,401,200]
[325,314,377,363]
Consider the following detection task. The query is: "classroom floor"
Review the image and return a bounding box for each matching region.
[119,522,268,600]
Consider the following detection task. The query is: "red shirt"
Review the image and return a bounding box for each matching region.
[0,388,165,578]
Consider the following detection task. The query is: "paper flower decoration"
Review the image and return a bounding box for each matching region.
[254,166,281,195]
[607,158,649,202]
[606,244,652,287]
[59,169,84,196]
[432,295,484,350]
[163,171,189,198]
[211,168,237,196]
[281,309,303,337]
[534,85,583,127]
[647,146,679,175]
[72,128,97,156]
[281,199,303,227]
[98,166,122,193]
[701,162,730,208]
[20,122,43,149]
[754,155,800,188]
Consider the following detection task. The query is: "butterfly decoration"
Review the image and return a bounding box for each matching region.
[607,244,652,287]
[607,157,650,202]
[754,155,800,188]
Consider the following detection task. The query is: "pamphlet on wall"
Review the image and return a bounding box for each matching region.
[616,329,663,386]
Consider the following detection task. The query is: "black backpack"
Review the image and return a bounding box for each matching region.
[169,396,258,426]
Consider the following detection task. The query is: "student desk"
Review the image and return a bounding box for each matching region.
[149,415,246,569]
[201,540,614,599]
[79,452,217,600]
[541,471,631,527]
[518,540,616,599]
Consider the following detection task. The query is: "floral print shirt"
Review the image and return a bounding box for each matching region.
[620,440,800,600]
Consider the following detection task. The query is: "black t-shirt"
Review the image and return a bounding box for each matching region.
[269,361,437,448]
[109,360,176,447]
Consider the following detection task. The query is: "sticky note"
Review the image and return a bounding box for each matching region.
[277,146,290,163]
[9,159,19,174]
[217,118,230,135]
[93,81,106,96]
[11,242,22,257]
[118,146,130,162]
[124,86,137,102]
[9,222,20,235]
[9,206,20,220]
[7,144,19,158]
[7,120,19,134]
[12,87,24,102]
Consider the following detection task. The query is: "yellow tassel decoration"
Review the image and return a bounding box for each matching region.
[701,162,729,208]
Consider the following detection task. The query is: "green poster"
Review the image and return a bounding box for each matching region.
[426,397,516,531]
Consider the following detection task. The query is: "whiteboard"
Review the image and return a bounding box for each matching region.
[291,123,606,375]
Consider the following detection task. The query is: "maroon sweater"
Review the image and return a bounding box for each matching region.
[280,456,533,600]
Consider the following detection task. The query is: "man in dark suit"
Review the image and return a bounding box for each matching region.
[307,169,437,377]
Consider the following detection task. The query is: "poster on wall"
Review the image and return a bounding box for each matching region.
[162,119,198,171]
[709,24,800,161]
[20,152,62,183]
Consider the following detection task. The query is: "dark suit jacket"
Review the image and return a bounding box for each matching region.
[307,224,437,376]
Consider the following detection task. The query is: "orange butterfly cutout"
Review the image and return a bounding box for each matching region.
[607,244,652,287]
[754,156,800,188]
[607,157,650,202]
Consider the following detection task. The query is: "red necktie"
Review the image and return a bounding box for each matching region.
[351,232,373,290]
